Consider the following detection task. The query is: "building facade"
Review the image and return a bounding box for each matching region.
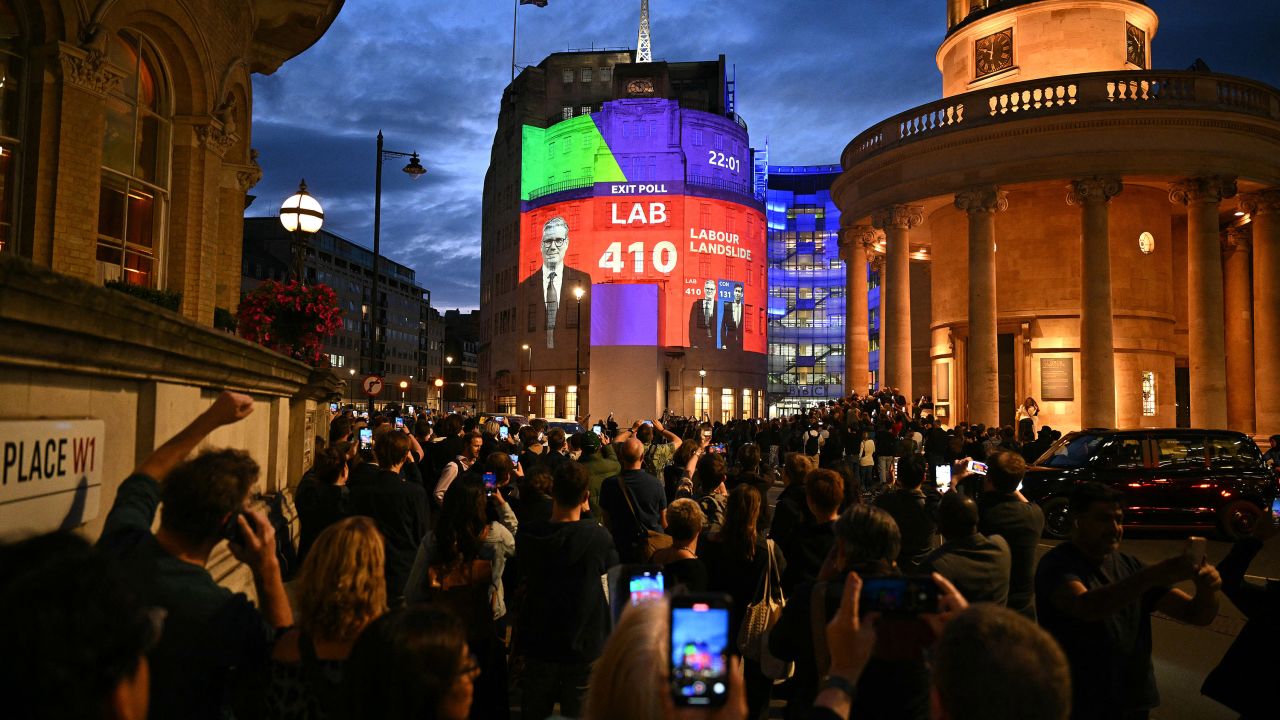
[480,50,768,423]
[443,309,480,413]
[242,217,437,409]
[765,164,882,416]
[835,0,1280,433]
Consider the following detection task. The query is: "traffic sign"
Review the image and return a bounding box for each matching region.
[362,374,384,397]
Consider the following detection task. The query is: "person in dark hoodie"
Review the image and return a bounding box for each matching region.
[515,462,618,720]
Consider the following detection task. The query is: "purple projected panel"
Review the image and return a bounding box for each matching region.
[591,283,659,346]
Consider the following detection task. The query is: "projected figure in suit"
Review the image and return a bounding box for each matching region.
[519,216,591,350]
[720,284,744,351]
[688,279,719,349]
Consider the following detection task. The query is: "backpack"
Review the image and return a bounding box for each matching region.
[260,491,300,581]
[641,442,665,477]
[804,430,821,456]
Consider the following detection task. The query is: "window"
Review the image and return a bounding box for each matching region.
[498,396,516,414]
[742,388,751,419]
[721,388,734,423]
[562,106,573,120]
[543,386,557,418]
[1207,436,1258,469]
[599,67,611,82]
[1100,438,1144,470]
[1155,436,1205,470]
[580,67,592,82]
[0,3,23,254]
[98,31,170,288]
[528,303,537,331]
[562,69,574,84]
[694,386,709,419]
[566,386,578,419]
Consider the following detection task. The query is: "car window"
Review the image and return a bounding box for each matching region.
[1100,438,1145,469]
[1154,437,1205,470]
[1207,436,1260,469]
[1039,433,1104,468]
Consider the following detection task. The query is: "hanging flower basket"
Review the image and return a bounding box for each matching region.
[237,280,343,365]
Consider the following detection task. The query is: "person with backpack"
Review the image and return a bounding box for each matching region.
[635,418,682,478]
[694,452,731,538]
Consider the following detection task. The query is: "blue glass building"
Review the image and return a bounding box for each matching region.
[766,164,880,417]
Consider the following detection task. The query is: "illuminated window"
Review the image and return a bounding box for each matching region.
[562,69,574,84]
[599,67,611,82]
[742,388,751,419]
[580,106,591,116]
[0,3,23,255]
[721,388,734,423]
[562,106,573,120]
[565,386,578,419]
[498,396,516,414]
[543,386,556,418]
[694,386,709,418]
[98,30,171,288]
[580,67,592,82]
[1141,371,1156,417]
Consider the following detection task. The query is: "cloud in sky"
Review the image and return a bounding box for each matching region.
[248,0,1280,311]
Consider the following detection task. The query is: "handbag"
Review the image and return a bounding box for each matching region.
[737,539,793,680]
[615,475,672,561]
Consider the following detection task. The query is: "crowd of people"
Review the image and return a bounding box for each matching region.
[1,387,1275,720]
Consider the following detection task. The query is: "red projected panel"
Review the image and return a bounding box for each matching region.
[517,193,766,356]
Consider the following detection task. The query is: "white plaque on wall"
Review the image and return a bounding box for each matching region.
[0,419,105,536]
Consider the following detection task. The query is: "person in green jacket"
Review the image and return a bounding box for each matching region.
[572,430,621,522]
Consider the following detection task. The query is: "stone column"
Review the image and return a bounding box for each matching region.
[872,205,923,399]
[1222,226,1255,433]
[955,186,1008,428]
[1068,177,1123,429]
[840,226,880,396]
[1239,189,1280,435]
[872,255,886,389]
[1170,177,1236,429]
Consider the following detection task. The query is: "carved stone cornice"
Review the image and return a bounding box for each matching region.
[1169,176,1238,205]
[1066,177,1123,206]
[871,204,924,231]
[869,255,886,274]
[839,225,883,263]
[55,42,125,97]
[954,185,1009,214]
[194,123,240,159]
[1223,226,1253,254]
[1238,189,1280,216]
[226,149,263,192]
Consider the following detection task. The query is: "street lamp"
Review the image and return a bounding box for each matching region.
[573,286,585,406]
[279,179,324,282]
[521,343,531,395]
[699,367,707,419]
[399,379,408,404]
[368,131,425,417]
[525,383,536,415]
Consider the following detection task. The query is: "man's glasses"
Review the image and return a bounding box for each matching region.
[541,237,567,248]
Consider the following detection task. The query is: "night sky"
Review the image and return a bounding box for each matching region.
[248,0,1280,311]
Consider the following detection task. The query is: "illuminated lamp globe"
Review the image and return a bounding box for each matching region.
[433,378,444,388]
[402,153,427,180]
[399,380,408,390]
[279,179,325,233]
[573,286,585,300]
[525,384,537,393]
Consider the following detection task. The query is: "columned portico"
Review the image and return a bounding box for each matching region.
[840,226,880,396]
[872,204,923,399]
[872,255,886,388]
[1239,189,1280,435]
[1170,176,1236,429]
[1222,226,1255,434]
[954,186,1007,428]
[1068,177,1122,429]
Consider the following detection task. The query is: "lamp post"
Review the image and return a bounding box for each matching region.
[279,179,324,282]
[573,286,585,406]
[434,377,444,412]
[699,367,707,420]
[368,131,426,417]
[521,343,531,394]
[399,379,408,405]
[525,384,537,416]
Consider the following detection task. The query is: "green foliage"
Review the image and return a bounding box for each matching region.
[104,280,182,312]
[214,306,238,332]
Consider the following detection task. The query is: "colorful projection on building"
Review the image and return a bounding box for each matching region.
[518,98,765,357]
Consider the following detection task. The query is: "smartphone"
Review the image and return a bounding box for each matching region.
[1271,496,1280,521]
[395,417,405,430]
[859,575,940,615]
[483,472,497,495]
[669,594,732,708]
[219,511,253,547]
[359,427,373,451]
[711,443,726,453]
[966,460,988,476]
[499,425,509,440]
[329,402,339,412]
[508,453,520,466]
[643,420,654,427]
[934,465,952,492]
[592,424,604,436]
[1186,536,1207,567]
[702,429,712,439]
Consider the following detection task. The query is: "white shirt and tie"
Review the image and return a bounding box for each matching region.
[541,265,561,349]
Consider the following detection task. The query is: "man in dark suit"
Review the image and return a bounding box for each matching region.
[687,278,718,348]
[719,283,744,351]
[518,216,591,352]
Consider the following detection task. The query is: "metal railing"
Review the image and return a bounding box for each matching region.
[526,176,594,201]
[844,69,1280,166]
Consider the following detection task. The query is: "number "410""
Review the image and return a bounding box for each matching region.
[598,241,678,274]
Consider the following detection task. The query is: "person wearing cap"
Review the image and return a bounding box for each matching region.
[573,430,620,521]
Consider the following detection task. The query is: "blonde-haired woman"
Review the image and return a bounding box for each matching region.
[267,516,388,720]
[583,599,747,720]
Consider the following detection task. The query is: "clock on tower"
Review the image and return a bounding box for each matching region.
[1126,22,1147,68]
[975,28,1014,80]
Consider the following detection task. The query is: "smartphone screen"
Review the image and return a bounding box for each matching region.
[592,424,604,436]
[934,465,951,492]
[628,568,664,607]
[395,417,405,429]
[967,460,988,476]
[358,427,373,451]
[860,576,939,614]
[508,453,520,465]
[499,425,509,439]
[670,595,731,707]
[329,402,339,412]
[1271,496,1280,521]
[483,472,497,493]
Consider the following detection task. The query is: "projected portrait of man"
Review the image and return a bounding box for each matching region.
[720,283,744,351]
[519,216,591,350]
[688,278,719,349]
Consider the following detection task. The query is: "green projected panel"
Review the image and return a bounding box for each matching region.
[520,114,626,201]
